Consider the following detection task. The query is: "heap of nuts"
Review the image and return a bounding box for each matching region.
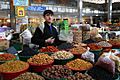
[12,72,45,80]
[108,39,120,47]
[66,59,93,71]
[51,51,74,60]
[69,46,87,55]
[0,53,16,61]
[67,72,93,80]
[88,43,102,51]
[0,60,29,73]
[97,41,112,48]
[27,54,54,65]
[42,65,72,79]
[40,46,59,52]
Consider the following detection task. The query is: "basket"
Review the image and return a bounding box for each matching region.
[0,62,29,80]
[29,61,54,72]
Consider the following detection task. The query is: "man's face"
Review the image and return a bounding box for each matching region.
[44,13,53,23]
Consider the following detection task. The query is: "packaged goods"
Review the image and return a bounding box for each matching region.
[95,53,115,74]
[110,54,120,72]
[73,30,82,43]
[58,30,73,43]
[42,65,72,79]
[12,72,45,80]
[81,48,95,63]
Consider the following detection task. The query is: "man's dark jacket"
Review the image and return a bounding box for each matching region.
[31,22,62,48]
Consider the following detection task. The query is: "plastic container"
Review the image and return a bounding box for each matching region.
[0,62,29,80]
[29,61,54,72]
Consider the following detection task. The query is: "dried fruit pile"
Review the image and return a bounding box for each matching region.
[40,46,59,52]
[13,72,45,80]
[27,54,54,65]
[108,39,120,47]
[67,72,93,80]
[51,51,74,60]
[0,60,29,73]
[88,43,102,51]
[66,59,93,71]
[42,65,72,79]
[69,46,87,55]
[0,53,16,61]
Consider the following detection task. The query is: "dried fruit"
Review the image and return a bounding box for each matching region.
[67,72,93,80]
[42,65,72,79]
[0,60,29,73]
[13,72,45,80]
[51,51,74,60]
[88,43,102,51]
[66,59,93,71]
[40,46,59,52]
[27,53,54,65]
[0,53,16,61]
[69,47,87,55]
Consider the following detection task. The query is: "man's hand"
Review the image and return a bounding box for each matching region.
[45,37,55,44]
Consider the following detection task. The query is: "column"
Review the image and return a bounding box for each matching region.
[10,0,16,30]
[78,0,83,23]
[90,16,93,24]
[108,0,112,22]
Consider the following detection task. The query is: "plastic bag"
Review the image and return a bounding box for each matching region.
[110,53,120,72]
[20,28,32,38]
[20,28,32,44]
[58,30,73,43]
[81,47,95,63]
[95,52,115,74]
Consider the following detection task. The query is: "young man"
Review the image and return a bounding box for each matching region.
[31,10,63,48]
